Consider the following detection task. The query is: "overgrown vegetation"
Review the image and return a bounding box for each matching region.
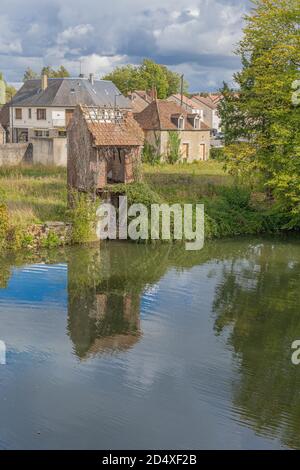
[67,190,99,244]
[167,131,181,164]
[219,0,300,228]
[0,159,296,253]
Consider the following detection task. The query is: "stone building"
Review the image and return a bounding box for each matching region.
[134,99,211,162]
[67,105,144,193]
[0,124,6,144]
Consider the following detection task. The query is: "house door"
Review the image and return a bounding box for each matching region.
[65,109,74,127]
[181,143,189,161]
[199,144,206,160]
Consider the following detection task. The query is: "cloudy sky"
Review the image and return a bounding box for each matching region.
[0,0,250,91]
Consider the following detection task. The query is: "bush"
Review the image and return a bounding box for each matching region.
[142,142,161,165]
[0,203,9,247]
[210,147,225,161]
[167,131,181,164]
[68,191,99,244]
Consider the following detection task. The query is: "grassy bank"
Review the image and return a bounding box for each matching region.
[0,161,289,251]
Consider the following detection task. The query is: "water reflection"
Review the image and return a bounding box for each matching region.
[1,238,300,449]
[212,241,300,449]
[67,248,141,358]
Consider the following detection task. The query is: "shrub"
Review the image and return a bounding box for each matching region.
[142,142,161,165]
[68,191,99,244]
[167,131,181,164]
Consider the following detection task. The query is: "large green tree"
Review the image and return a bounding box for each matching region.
[103,59,187,98]
[219,0,300,225]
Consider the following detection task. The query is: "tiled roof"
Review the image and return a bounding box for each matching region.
[134,100,210,131]
[9,78,132,109]
[81,106,144,147]
[191,95,217,110]
[168,94,202,110]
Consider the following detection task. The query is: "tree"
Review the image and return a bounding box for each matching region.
[0,71,16,102]
[41,65,70,78]
[103,59,188,98]
[23,68,38,81]
[219,0,300,224]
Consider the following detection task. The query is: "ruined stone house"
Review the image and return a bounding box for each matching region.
[67,105,144,193]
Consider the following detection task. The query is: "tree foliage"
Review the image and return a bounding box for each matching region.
[219,0,300,225]
[23,66,71,81]
[103,59,188,98]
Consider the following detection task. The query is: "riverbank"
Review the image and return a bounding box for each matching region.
[0,162,292,251]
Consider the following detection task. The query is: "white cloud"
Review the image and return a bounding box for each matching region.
[57,24,94,45]
[0,0,250,91]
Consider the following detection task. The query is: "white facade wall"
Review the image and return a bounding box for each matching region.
[10,106,73,130]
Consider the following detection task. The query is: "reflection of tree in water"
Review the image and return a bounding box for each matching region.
[212,241,300,449]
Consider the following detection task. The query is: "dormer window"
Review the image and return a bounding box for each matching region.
[194,115,201,129]
[178,116,185,130]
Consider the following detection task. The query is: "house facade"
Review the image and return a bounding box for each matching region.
[8,74,131,166]
[68,105,144,193]
[190,95,221,133]
[167,94,204,119]
[134,100,211,162]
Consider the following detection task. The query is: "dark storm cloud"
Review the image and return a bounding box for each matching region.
[0,0,250,91]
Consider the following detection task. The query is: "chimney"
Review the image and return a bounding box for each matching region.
[41,74,48,91]
[89,73,94,86]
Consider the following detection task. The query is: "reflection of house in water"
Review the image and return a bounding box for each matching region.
[67,248,141,360]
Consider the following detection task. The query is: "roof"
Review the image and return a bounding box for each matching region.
[134,100,210,131]
[80,105,144,147]
[191,95,217,110]
[168,94,202,110]
[128,90,154,113]
[9,78,132,109]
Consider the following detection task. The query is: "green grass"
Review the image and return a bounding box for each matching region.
[0,165,67,226]
[0,161,284,249]
[144,161,233,204]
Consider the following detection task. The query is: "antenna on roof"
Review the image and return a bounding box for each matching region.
[180,74,184,108]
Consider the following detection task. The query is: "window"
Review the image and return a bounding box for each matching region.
[28,109,32,119]
[178,116,185,130]
[37,109,47,120]
[58,131,67,138]
[34,130,49,138]
[194,116,201,129]
[15,108,22,120]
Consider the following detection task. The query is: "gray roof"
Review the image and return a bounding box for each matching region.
[10,78,131,109]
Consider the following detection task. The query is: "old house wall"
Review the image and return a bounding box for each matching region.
[159,130,210,162]
[67,109,98,192]
[0,125,6,144]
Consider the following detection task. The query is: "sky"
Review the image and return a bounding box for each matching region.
[0,0,251,92]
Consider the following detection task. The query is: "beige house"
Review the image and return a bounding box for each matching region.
[190,95,221,133]
[134,100,211,162]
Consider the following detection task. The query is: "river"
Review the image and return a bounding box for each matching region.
[0,237,300,449]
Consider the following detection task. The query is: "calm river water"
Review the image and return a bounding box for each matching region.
[0,237,300,449]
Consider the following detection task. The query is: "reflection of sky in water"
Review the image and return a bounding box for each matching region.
[0,248,288,450]
[0,264,67,308]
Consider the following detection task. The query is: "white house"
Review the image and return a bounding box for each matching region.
[9,74,131,165]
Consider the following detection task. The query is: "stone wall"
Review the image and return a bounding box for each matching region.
[0,143,33,166]
[31,137,67,166]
